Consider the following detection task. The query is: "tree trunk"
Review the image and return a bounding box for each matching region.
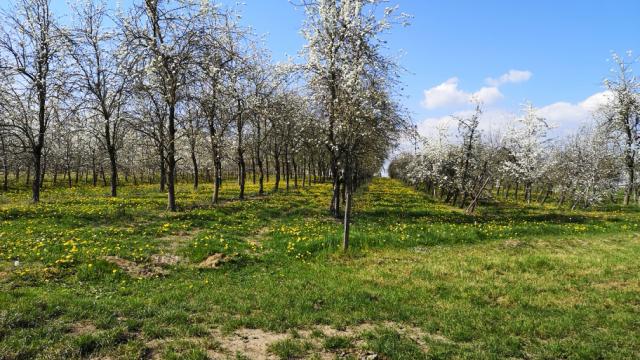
[342,165,352,251]
[265,154,270,183]
[100,165,107,186]
[40,152,47,189]
[236,101,246,200]
[159,131,167,192]
[251,155,256,185]
[308,158,313,186]
[238,155,246,200]
[257,149,264,196]
[330,157,341,217]
[31,148,41,202]
[91,153,97,186]
[624,154,634,205]
[1,136,7,192]
[167,103,177,212]
[237,148,245,200]
[2,165,7,191]
[108,147,118,197]
[459,193,468,209]
[293,156,298,188]
[213,158,222,204]
[208,121,222,204]
[274,149,280,192]
[465,176,492,215]
[1,160,7,192]
[302,158,306,187]
[191,149,199,190]
[540,184,552,205]
[285,147,290,191]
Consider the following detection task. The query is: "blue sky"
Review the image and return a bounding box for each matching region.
[229,1,640,137]
[48,0,639,136]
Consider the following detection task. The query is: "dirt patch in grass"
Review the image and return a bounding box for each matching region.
[208,328,289,359]
[149,254,183,266]
[103,256,167,278]
[69,321,97,335]
[243,225,271,256]
[412,246,430,254]
[198,253,227,269]
[200,321,449,359]
[317,321,450,348]
[157,229,201,254]
[255,225,272,238]
[503,239,527,248]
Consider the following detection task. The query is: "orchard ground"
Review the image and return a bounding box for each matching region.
[0,178,639,359]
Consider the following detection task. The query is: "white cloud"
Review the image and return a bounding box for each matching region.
[416,91,612,140]
[538,91,612,133]
[473,86,504,105]
[580,91,612,112]
[485,70,533,87]
[421,77,468,109]
[421,77,503,109]
[416,109,515,140]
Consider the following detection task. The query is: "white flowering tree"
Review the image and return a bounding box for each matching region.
[0,0,64,202]
[194,10,239,203]
[413,125,456,196]
[599,52,640,205]
[300,0,408,250]
[563,127,621,208]
[66,0,132,197]
[0,124,9,191]
[502,103,551,204]
[122,0,215,211]
[452,103,482,207]
[246,61,289,196]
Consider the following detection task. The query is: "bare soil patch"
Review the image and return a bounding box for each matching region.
[198,253,227,269]
[208,328,289,359]
[503,239,527,248]
[103,256,167,278]
[202,321,450,359]
[150,254,183,266]
[69,321,97,336]
[157,229,202,253]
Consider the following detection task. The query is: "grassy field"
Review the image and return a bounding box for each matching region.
[0,178,639,359]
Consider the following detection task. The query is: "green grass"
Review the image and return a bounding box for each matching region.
[268,338,313,359]
[322,335,353,350]
[362,328,425,359]
[0,178,639,359]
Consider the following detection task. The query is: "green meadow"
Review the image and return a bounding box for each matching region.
[0,178,639,359]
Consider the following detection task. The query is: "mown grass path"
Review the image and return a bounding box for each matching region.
[1,178,639,359]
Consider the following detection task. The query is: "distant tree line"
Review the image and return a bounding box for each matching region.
[0,0,409,249]
[390,52,640,212]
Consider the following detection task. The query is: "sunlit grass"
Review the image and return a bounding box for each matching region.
[0,178,639,358]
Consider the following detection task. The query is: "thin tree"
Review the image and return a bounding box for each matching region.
[67,0,130,197]
[0,0,62,202]
[599,52,640,205]
[123,0,211,211]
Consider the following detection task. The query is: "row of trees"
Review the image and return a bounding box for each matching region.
[390,53,639,212]
[0,0,408,249]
